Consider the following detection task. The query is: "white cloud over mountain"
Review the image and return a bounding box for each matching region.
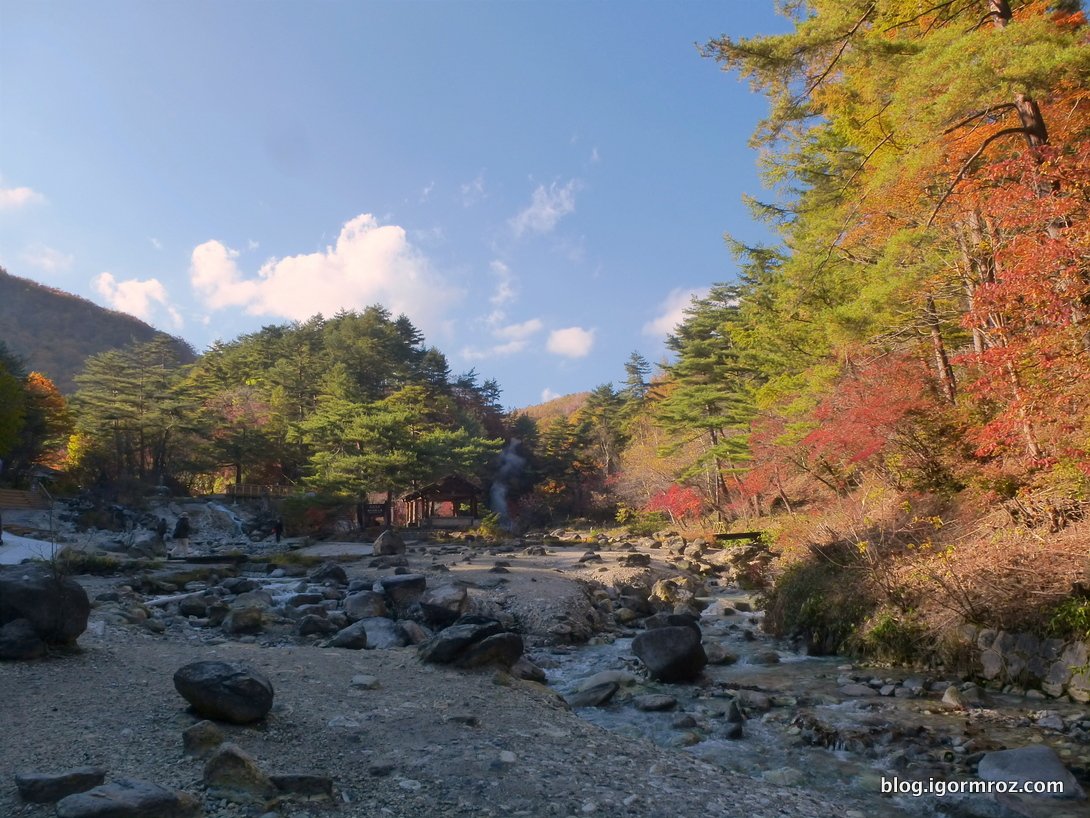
[189,214,456,334]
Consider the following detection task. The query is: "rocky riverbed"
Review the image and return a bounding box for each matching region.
[2,510,1089,817]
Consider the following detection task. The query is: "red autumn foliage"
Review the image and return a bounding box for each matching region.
[645,484,703,521]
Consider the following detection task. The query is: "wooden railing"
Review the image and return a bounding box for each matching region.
[0,488,51,509]
[225,483,295,499]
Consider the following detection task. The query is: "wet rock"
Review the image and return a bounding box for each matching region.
[0,618,47,660]
[672,714,697,729]
[632,625,707,682]
[634,694,677,712]
[372,529,406,556]
[838,683,879,697]
[749,650,781,665]
[578,670,638,690]
[173,660,274,724]
[182,719,224,757]
[55,779,200,818]
[419,584,469,626]
[0,564,90,648]
[723,722,744,740]
[566,682,619,708]
[220,577,259,595]
[977,745,1085,798]
[702,642,738,666]
[942,686,966,709]
[15,767,106,803]
[203,743,275,803]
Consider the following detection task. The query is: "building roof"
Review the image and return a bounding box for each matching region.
[401,474,482,502]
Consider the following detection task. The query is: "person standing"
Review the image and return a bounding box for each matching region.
[172,513,191,559]
[273,518,284,544]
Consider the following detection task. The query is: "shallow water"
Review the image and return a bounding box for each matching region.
[542,586,1090,817]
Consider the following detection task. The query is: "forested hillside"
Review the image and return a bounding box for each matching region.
[526,1,1090,659]
[0,267,193,393]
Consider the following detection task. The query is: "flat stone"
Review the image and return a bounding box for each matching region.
[634,694,677,712]
[343,591,387,621]
[350,674,380,690]
[269,773,334,799]
[566,682,618,708]
[15,767,106,803]
[838,684,879,697]
[55,779,200,818]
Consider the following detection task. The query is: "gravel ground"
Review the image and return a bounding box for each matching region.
[0,542,860,818]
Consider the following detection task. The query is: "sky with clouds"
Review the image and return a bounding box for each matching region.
[0,1,785,407]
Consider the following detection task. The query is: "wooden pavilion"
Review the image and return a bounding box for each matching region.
[401,474,483,528]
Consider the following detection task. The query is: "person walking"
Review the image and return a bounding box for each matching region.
[171,513,191,559]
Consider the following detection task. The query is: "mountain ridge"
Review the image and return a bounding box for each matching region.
[0,267,195,393]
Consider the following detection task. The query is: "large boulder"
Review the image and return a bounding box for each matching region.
[418,616,504,664]
[173,661,274,724]
[419,584,469,626]
[0,618,47,660]
[455,632,523,669]
[632,625,707,682]
[357,616,409,649]
[379,574,426,612]
[0,564,90,649]
[372,529,406,556]
[344,591,387,621]
[308,562,348,585]
[978,745,1086,799]
[329,620,369,649]
[55,779,200,818]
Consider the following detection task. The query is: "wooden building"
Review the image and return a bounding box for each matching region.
[401,474,483,528]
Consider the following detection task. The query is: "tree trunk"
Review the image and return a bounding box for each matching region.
[926,295,957,403]
[988,2,1049,152]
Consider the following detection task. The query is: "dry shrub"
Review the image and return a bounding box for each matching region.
[901,515,1090,635]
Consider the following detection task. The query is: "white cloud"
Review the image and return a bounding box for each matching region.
[461,174,486,207]
[495,317,543,341]
[149,237,163,251]
[420,181,435,202]
[189,213,457,334]
[541,387,559,402]
[460,317,544,360]
[643,287,710,337]
[546,326,595,358]
[490,260,515,306]
[22,245,73,273]
[93,272,178,325]
[247,239,260,251]
[510,179,580,237]
[0,186,46,209]
[590,147,600,163]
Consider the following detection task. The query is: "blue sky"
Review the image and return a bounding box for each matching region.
[0,1,786,408]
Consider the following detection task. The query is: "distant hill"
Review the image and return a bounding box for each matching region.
[518,391,589,424]
[0,267,195,394]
